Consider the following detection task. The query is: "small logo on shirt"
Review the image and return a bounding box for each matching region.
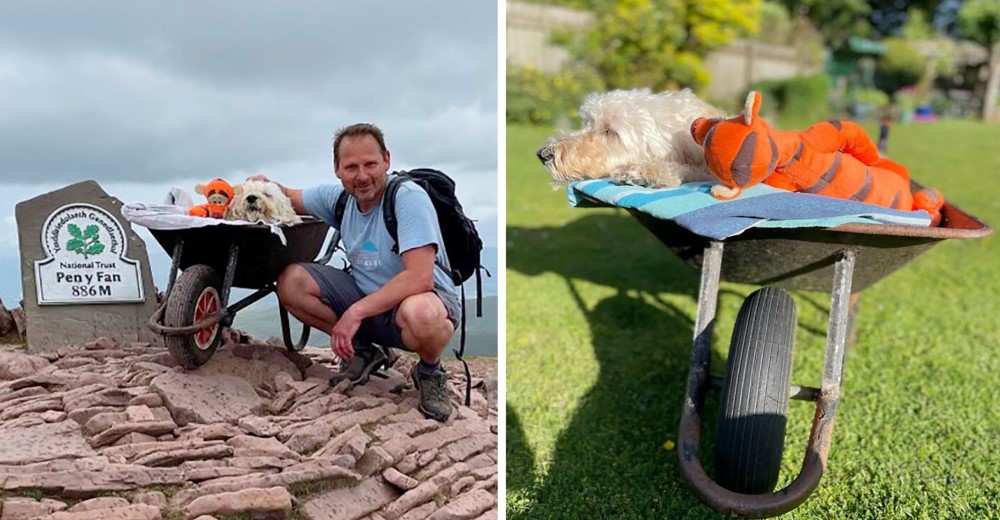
[351,240,382,269]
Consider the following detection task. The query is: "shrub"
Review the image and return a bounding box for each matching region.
[506,65,605,125]
[747,73,831,122]
[875,38,925,94]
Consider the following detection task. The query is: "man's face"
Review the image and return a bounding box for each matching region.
[335,134,390,209]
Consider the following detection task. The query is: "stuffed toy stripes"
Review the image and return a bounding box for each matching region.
[690,91,944,225]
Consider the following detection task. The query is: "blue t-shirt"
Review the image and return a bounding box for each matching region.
[302,176,459,306]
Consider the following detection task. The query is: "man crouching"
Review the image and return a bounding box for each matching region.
[249,123,460,422]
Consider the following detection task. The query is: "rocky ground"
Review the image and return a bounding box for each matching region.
[0,335,498,520]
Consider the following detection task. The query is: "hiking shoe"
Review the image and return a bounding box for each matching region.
[329,344,387,387]
[411,365,452,422]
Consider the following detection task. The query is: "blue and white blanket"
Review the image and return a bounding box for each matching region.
[568,180,932,240]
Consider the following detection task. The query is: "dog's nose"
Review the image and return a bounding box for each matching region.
[537,146,554,164]
[245,195,258,204]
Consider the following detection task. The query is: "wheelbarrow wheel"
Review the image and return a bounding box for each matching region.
[164,264,224,368]
[715,287,796,495]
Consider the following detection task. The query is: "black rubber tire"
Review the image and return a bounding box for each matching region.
[715,287,796,494]
[164,264,224,369]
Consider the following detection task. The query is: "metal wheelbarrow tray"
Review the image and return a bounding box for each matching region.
[576,192,992,517]
[146,218,336,368]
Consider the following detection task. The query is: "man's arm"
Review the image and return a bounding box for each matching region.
[282,187,307,215]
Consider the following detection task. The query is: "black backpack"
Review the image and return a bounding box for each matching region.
[334,168,489,405]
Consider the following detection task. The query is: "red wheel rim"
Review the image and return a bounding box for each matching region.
[193,287,220,350]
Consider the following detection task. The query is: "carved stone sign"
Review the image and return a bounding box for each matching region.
[16,181,159,353]
[35,203,144,304]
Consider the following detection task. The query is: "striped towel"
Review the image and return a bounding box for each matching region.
[568,180,931,240]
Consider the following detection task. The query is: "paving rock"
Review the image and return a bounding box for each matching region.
[441,434,496,463]
[171,464,360,506]
[301,477,398,520]
[238,416,281,437]
[227,435,301,460]
[0,420,96,464]
[396,502,438,520]
[198,347,303,389]
[9,373,70,390]
[0,351,50,380]
[175,423,243,441]
[426,489,495,520]
[1,464,186,495]
[150,372,265,426]
[63,387,132,413]
[66,497,130,512]
[1,498,67,519]
[0,386,49,405]
[183,486,292,519]
[312,424,365,459]
[450,476,475,496]
[68,406,119,425]
[131,490,168,508]
[128,393,163,407]
[382,463,470,520]
[383,467,419,491]
[0,396,63,420]
[132,443,234,466]
[112,432,159,445]
[285,403,397,454]
[36,504,162,520]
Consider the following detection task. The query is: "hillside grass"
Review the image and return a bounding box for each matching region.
[506,120,1000,519]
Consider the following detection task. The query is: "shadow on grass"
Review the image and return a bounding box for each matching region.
[508,213,729,518]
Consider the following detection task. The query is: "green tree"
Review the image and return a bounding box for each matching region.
[959,0,1000,120]
[555,0,760,91]
[875,37,926,94]
[776,0,871,47]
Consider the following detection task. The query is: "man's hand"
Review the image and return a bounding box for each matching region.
[330,307,363,359]
[246,173,271,183]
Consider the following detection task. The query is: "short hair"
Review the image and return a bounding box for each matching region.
[333,123,387,167]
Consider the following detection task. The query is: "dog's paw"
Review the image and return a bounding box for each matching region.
[609,167,652,187]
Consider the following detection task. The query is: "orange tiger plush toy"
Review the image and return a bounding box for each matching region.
[188,178,234,219]
[690,91,944,225]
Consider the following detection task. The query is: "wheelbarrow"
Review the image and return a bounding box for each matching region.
[574,189,992,517]
[146,218,338,368]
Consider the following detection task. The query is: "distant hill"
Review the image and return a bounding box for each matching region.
[231,294,498,358]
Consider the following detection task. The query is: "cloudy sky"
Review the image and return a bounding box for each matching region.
[0,1,499,303]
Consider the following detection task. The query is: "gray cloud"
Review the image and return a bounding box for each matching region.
[0,0,498,184]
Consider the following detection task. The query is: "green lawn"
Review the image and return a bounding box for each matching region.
[506,121,1000,519]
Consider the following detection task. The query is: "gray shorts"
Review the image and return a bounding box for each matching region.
[298,263,460,350]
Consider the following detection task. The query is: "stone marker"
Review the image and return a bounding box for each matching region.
[15,180,159,353]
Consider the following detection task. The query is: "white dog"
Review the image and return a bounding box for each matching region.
[537,88,726,188]
[227,180,301,225]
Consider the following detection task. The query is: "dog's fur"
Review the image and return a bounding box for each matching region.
[537,88,727,188]
[227,180,301,225]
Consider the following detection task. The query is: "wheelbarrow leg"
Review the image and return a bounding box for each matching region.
[677,248,858,517]
[846,292,861,349]
[218,243,239,326]
[279,305,311,352]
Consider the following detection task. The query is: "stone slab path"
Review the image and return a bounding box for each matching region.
[0,337,497,520]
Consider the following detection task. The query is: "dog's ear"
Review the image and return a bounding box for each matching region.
[194,183,208,195]
[232,184,243,196]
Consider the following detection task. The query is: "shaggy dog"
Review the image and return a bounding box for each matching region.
[537,88,727,188]
[227,180,301,225]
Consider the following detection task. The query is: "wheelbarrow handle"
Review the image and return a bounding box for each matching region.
[147,303,226,337]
